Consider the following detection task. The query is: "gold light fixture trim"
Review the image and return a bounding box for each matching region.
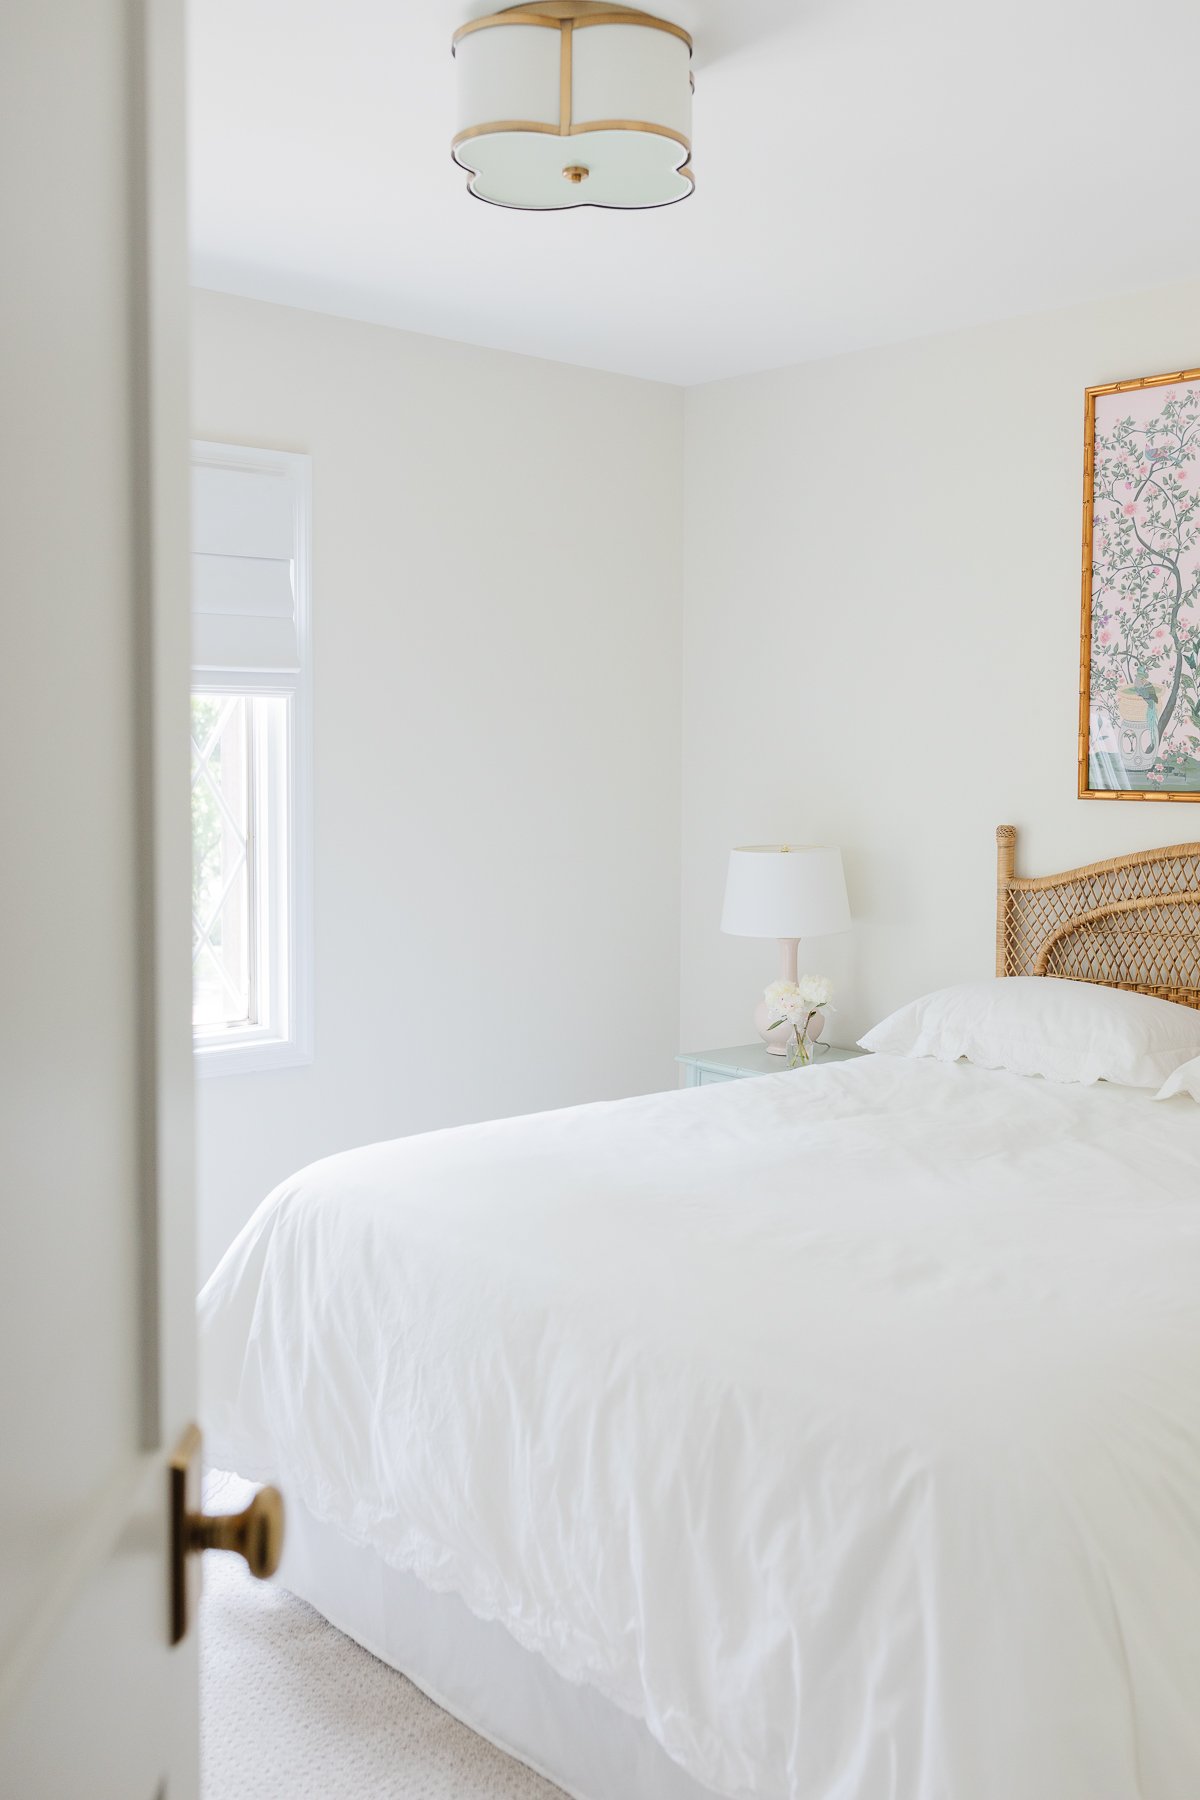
[452,0,694,212]
[452,119,691,153]
[452,3,693,53]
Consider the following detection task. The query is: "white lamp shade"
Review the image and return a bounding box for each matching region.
[721,846,851,940]
[452,5,693,211]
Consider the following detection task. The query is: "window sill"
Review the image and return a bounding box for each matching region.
[193,1035,313,1078]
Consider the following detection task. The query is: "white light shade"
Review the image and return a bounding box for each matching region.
[721,846,852,940]
[452,3,693,212]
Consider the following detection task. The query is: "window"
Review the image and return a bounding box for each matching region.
[191,444,312,1074]
[191,691,291,1043]
[192,693,254,1031]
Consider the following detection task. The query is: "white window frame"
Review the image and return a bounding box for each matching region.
[191,442,313,1076]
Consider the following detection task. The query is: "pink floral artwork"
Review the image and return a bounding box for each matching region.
[1084,373,1200,797]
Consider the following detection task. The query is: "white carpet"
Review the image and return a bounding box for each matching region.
[200,1551,568,1800]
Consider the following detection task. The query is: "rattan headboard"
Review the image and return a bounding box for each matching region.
[996,825,1200,1010]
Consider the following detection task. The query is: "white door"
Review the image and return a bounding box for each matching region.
[1,3,204,1794]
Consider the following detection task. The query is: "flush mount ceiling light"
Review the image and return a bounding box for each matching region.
[451,2,694,212]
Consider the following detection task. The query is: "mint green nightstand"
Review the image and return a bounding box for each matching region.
[675,1043,866,1088]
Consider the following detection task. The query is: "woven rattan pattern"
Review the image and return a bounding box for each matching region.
[995,826,1200,1010]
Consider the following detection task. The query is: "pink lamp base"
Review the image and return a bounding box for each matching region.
[755,937,824,1054]
[754,999,791,1055]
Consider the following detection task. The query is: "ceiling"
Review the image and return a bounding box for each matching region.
[188,0,1200,386]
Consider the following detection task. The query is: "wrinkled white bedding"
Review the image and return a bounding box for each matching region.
[199,1055,1200,1800]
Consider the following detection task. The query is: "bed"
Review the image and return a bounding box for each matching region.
[199,827,1200,1800]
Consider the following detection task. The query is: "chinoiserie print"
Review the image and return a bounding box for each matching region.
[1081,369,1200,799]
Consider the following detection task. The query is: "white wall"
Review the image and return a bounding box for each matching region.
[681,280,1200,1053]
[192,291,683,1280]
[194,279,1200,1276]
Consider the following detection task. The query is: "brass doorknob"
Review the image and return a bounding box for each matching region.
[187,1485,284,1579]
[169,1423,286,1643]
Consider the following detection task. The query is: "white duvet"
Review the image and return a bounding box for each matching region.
[200,1055,1200,1800]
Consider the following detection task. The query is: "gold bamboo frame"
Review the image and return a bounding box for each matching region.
[995,824,1200,1008]
[451,0,694,210]
[1079,364,1200,802]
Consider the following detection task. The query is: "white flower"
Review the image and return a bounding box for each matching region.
[763,980,807,1026]
[763,978,800,1015]
[796,974,833,1011]
[765,975,834,1030]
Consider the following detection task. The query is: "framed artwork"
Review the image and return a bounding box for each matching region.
[1079,366,1200,800]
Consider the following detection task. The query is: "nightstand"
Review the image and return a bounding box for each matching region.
[675,1043,867,1088]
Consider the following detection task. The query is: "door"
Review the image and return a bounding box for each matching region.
[0,3,198,1795]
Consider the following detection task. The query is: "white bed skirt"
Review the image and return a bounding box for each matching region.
[278,1491,723,1800]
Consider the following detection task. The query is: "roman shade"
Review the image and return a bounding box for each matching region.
[192,460,299,672]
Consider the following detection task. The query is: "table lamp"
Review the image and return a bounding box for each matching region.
[721,845,851,1052]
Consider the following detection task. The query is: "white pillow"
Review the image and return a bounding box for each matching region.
[1156,1054,1200,1103]
[859,977,1200,1088]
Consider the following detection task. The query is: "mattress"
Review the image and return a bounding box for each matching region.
[199,1054,1200,1800]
